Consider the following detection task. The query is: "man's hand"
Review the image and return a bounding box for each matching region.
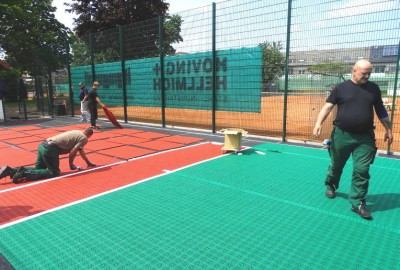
[313,125,322,137]
[384,130,393,145]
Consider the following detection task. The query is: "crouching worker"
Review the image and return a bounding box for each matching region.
[0,127,96,184]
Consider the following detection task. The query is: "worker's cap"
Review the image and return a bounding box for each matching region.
[79,82,83,86]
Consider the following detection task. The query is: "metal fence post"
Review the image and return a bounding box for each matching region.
[89,33,96,81]
[66,40,74,116]
[159,16,166,127]
[212,2,217,133]
[282,0,292,142]
[119,25,128,123]
[387,41,400,154]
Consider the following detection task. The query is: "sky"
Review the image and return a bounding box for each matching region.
[52,0,224,30]
[52,0,399,53]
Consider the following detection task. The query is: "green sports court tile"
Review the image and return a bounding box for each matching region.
[0,142,399,269]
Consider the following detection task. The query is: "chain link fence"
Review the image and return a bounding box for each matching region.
[65,0,398,154]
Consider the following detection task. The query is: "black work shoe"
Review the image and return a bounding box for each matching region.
[0,165,11,179]
[12,167,26,184]
[351,204,372,220]
[325,184,336,199]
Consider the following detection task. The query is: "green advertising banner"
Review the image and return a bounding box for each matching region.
[71,47,262,112]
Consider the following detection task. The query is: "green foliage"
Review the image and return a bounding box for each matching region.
[0,0,71,75]
[162,15,184,56]
[66,0,169,37]
[308,61,350,77]
[259,41,285,84]
[69,34,91,66]
[70,17,183,65]
[66,1,183,61]
[0,69,19,100]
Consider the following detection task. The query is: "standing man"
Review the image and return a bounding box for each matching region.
[313,59,393,220]
[0,128,96,184]
[84,81,105,129]
[78,82,90,122]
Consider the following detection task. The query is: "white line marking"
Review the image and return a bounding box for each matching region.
[0,142,211,194]
[0,143,227,230]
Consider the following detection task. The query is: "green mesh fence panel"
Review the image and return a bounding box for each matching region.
[66,0,400,153]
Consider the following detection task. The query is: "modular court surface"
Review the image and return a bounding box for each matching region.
[0,117,400,269]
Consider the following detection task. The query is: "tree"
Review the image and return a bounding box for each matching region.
[66,0,183,62]
[0,0,71,75]
[69,34,91,66]
[308,61,350,80]
[66,0,169,37]
[259,41,285,86]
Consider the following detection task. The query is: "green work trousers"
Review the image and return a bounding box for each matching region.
[23,142,60,181]
[325,127,377,207]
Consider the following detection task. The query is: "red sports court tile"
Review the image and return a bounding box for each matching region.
[17,141,41,152]
[22,128,62,136]
[105,135,150,145]
[100,145,155,159]
[138,140,184,151]
[0,132,30,140]
[37,132,67,140]
[5,136,44,145]
[0,151,124,190]
[0,142,9,149]
[0,147,37,167]
[89,130,124,141]
[0,143,222,226]
[107,128,145,135]
[130,131,169,139]
[159,135,205,144]
[85,152,124,165]
[84,140,123,151]
[0,130,16,135]
[58,152,123,172]
[52,125,95,132]
[5,125,42,131]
